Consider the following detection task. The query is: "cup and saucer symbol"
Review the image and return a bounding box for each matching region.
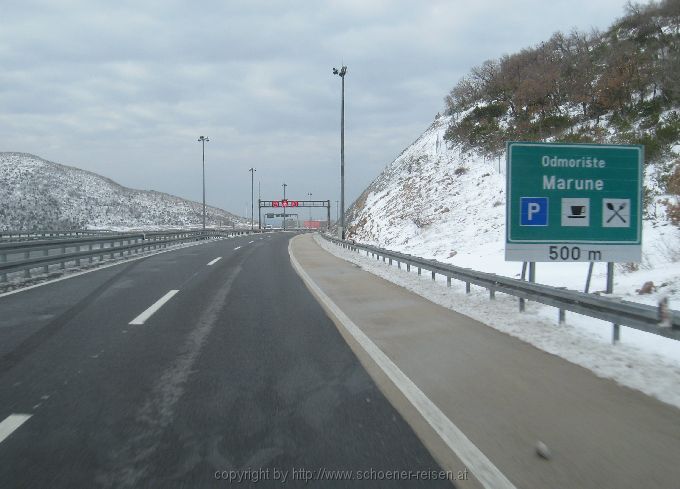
[561,198,590,227]
[569,205,586,219]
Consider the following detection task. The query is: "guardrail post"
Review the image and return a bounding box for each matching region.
[76,246,81,266]
[388,258,392,265]
[407,264,410,272]
[43,249,49,273]
[89,244,93,263]
[431,271,435,281]
[489,288,495,300]
[1,253,7,282]
[658,297,672,328]
[417,267,421,276]
[466,282,470,294]
[559,309,566,325]
[397,261,401,269]
[446,276,451,287]
[24,267,31,278]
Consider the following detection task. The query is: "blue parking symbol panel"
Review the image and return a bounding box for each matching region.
[520,197,548,226]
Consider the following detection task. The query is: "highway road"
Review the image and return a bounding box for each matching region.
[0,233,451,488]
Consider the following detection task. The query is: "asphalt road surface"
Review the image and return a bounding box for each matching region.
[0,232,451,488]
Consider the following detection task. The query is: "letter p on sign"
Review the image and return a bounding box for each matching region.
[520,197,548,226]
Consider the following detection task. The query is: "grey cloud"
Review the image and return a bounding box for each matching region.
[0,0,632,215]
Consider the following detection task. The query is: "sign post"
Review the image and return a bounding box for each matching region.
[506,142,643,262]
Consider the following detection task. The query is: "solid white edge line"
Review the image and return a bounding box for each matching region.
[288,238,517,489]
[0,239,216,299]
[207,257,222,266]
[129,290,179,325]
[0,414,32,444]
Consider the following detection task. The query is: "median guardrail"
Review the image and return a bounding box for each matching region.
[321,234,680,342]
[0,229,116,242]
[0,228,258,283]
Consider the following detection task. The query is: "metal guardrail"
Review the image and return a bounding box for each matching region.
[0,228,258,283]
[0,229,116,242]
[321,234,680,342]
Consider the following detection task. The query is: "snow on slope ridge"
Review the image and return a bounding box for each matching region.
[0,152,248,230]
[345,115,680,361]
[347,114,506,258]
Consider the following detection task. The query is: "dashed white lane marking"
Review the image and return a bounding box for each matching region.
[0,239,209,299]
[207,257,222,266]
[234,246,242,250]
[0,414,32,444]
[129,290,179,325]
[248,240,254,243]
[288,238,517,489]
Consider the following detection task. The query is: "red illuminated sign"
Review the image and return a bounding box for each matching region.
[272,200,299,208]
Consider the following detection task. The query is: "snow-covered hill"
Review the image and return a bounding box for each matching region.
[0,152,248,230]
[346,115,680,309]
[347,114,506,257]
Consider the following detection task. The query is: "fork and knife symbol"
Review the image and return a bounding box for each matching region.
[606,202,627,223]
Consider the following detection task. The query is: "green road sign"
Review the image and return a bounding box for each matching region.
[506,142,643,262]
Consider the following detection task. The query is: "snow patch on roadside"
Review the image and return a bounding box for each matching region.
[315,234,680,410]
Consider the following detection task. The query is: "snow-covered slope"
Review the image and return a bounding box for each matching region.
[346,115,680,308]
[0,152,248,230]
[344,114,680,366]
[347,114,506,258]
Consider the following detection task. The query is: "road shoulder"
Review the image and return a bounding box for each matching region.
[289,233,680,489]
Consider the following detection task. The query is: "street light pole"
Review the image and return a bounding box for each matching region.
[249,168,256,230]
[332,65,347,239]
[197,136,209,232]
[282,183,288,230]
[335,200,339,223]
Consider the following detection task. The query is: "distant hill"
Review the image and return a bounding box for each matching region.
[345,0,679,260]
[444,0,679,172]
[347,0,680,244]
[0,152,248,230]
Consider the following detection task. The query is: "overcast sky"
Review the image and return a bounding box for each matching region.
[0,0,632,219]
